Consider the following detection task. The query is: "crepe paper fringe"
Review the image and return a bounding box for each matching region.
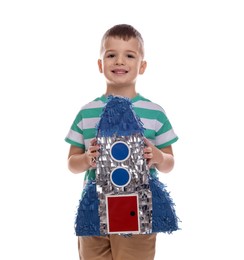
[75,181,100,236]
[96,95,145,137]
[149,177,180,233]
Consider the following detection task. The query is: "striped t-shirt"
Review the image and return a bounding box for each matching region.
[65,94,178,181]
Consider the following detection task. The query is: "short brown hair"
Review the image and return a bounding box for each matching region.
[100,24,144,58]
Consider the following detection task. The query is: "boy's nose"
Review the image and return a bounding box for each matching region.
[115,55,125,65]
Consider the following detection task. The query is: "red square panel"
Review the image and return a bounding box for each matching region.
[106,194,140,234]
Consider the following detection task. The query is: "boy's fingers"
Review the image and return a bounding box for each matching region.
[143,137,153,147]
[90,138,97,145]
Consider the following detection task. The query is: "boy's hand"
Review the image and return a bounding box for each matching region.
[86,138,100,168]
[143,138,164,168]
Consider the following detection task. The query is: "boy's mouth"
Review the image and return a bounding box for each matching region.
[112,69,128,74]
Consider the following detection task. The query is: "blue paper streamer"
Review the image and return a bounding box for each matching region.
[75,182,100,236]
[150,177,179,233]
[96,95,145,137]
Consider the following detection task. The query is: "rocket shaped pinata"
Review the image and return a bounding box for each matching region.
[75,96,179,236]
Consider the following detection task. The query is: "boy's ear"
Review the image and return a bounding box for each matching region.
[98,59,103,73]
[139,60,147,75]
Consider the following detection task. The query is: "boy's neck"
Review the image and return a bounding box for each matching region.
[104,85,137,99]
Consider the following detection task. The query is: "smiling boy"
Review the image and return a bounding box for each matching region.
[65,24,179,260]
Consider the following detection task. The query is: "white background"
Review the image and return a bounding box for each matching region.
[0,0,244,259]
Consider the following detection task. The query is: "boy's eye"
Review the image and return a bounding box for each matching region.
[107,54,115,58]
[127,54,135,58]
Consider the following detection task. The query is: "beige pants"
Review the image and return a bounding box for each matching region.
[78,234,157,260]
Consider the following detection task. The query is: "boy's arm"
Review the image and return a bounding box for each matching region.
[143,138,175,173]
[157,145,175,173]
[67,139,100,174]
[67,145,89,174]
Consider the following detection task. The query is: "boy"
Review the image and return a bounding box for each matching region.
[65,24,178,260]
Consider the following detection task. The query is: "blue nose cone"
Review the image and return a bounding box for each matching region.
[96,95,145,137]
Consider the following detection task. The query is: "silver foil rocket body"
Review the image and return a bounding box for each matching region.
[96,134,153,235]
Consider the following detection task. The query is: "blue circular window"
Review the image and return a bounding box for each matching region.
[110,141,130,162]
[110,167,131,187]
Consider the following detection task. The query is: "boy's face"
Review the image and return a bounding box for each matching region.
[98,37,146,88]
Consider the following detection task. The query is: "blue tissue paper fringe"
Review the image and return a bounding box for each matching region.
[75,182,100,236]
[96,95,145,137]
[150,177,180,233]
